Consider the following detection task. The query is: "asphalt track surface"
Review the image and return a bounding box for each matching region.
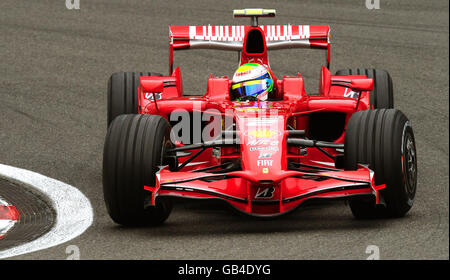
[0,0,448,259]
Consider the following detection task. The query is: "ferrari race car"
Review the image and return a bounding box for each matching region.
[103,9,417,225]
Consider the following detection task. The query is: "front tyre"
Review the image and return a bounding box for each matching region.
[344,109,417,219]
[103,114,173,226]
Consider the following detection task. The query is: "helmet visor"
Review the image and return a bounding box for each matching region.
[231,78,273,100]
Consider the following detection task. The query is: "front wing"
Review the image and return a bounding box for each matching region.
[145,165,386,217]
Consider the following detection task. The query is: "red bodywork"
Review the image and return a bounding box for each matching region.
[137,23,384,217]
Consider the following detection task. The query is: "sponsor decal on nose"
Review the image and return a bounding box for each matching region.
[257,160,273,167]
[258,153,272,159]
[255,187,275,199]
[248,129,277,138]
[247,140,279,146]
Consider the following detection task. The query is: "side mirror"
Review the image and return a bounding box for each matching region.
[140,79,164,93]
[350,78,373,91]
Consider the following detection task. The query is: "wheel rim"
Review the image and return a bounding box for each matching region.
[403,132,417,196]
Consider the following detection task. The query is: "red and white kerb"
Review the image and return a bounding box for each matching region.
[0,197,20,240]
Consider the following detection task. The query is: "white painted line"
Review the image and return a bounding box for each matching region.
[0,164,93,259]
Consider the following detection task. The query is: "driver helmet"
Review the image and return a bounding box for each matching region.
[231,63,274,101]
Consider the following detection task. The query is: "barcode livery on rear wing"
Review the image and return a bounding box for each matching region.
[170,25,330,50]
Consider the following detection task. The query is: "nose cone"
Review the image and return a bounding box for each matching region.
[237,114,286,181]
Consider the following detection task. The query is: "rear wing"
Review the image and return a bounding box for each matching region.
[169,24,330,73]
[169,25,330,51]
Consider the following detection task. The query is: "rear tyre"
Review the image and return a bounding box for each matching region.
[335,68,393,109]
[344,109,417,219]
[103,114,173,226]
[107,72,162,127]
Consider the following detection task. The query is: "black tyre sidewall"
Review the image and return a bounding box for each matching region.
[345,109,417,218]
[103,114,172,226]
[107,72,162,127]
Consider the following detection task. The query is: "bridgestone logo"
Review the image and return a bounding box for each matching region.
[255,187,275,199]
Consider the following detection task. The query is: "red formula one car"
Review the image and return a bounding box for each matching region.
[103,9,417,225]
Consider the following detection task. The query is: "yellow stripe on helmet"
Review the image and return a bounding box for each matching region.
[231,80,264,90]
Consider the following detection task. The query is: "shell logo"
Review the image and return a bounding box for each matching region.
[248,129,277,138]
